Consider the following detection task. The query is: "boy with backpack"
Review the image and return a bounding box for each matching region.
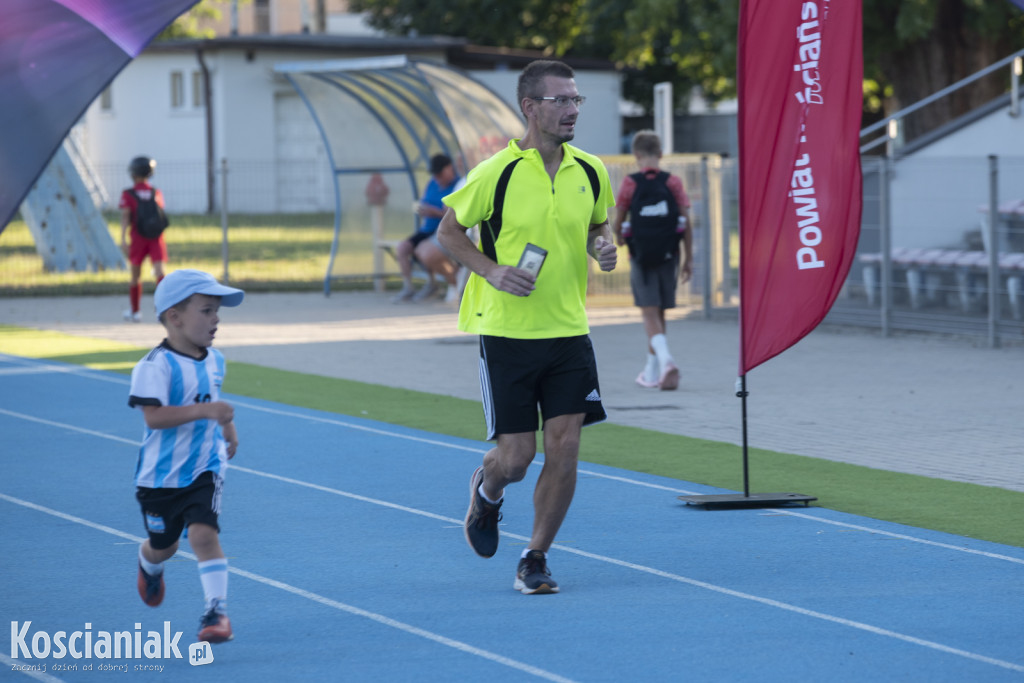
[611,130,692,390]
[119,156,170,322]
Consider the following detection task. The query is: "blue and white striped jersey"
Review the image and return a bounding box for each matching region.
[128,342,229,489]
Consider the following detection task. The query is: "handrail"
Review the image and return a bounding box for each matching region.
[860,47,1024,152]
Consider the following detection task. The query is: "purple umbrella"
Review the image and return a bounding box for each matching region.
[0,0,199,233]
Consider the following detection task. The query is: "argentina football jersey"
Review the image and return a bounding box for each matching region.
[128,342,229,489]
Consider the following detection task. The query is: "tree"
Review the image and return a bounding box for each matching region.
[351,0,1024,125]
[863,0,1024,135]
[349,0,728,111]
[156,0,232,40]
[349,0,590,53]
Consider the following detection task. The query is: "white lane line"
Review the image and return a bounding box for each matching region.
[3,485,1022,674]
[3,389,1024,566]
[0,408,140,446]
[226,400,1024,561]
[556,546,1024,671]
[771,509,1024,565]
[0,355,131,385]
[4,402,1024,673]
[232,399,487,454]
[227,466,1024,673]
[0,493,576,683]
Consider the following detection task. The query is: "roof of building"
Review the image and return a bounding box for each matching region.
[145,32,617,71]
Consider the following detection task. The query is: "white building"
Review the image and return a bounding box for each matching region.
[79,34,623,214]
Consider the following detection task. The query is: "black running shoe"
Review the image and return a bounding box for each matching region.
[514,550,559,594]
[464,466,502,558]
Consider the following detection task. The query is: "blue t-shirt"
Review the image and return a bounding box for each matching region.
[418,175,460,235]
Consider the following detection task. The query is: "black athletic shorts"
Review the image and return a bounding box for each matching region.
[407,231,432,248]
[136,471,222,550]
[478,335,606,440]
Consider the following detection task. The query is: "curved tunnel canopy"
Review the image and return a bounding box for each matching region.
[274,56,525,292]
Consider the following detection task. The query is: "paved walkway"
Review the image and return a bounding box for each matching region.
[2,291,1021,492]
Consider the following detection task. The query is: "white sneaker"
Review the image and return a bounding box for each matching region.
[635,371,659,389]
[658,361,680,391]
[123,309,142,323]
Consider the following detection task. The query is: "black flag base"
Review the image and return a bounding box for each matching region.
[679,376,816,509]
[677,492,816,509]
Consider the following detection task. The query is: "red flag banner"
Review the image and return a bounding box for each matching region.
[738,0,863,374]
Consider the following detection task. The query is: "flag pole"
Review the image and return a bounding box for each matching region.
[678,374,816,509]
[678,0,862,511]
[739,374,750,498]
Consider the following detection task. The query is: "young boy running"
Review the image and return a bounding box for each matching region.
[128,269,244,643]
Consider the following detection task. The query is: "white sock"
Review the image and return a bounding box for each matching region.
[478,484,503,505]
[198,559,229,612]
[650,333,674,367]
[642,352,659,382]
[139,545,163,576]
[521,548,546,559]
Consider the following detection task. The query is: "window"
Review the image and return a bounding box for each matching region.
[170,71,184,109]
[99,87,113,111]
[191,71,204,108]
[254,0,270,33]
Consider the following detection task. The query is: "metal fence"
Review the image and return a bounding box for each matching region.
[14,152,1024,346]
[83,155,740,305]
[830,155,1024,346]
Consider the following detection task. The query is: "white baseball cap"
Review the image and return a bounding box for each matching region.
[154,269,244,316]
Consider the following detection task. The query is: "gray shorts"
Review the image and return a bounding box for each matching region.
[629,255,679,309]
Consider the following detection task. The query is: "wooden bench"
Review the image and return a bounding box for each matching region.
[860,247,1024,317]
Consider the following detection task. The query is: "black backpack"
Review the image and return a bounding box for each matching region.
[130,188,170,239]
[626,171,680,267]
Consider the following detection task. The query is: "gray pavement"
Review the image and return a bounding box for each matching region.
[2,291,1022,492]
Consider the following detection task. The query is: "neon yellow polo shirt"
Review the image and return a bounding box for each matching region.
[444,139,613,339]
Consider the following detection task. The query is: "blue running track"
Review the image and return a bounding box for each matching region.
[1,354,1022,682]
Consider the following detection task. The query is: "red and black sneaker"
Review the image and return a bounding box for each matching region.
[198,602,233,643]
[137,563,165,607]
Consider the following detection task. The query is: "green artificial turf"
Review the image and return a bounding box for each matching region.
[2,324,1022,548]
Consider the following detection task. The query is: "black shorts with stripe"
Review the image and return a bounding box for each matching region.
[136,470,222,550]
[478,335,606,440]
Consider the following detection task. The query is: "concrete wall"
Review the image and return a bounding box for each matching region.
[889,106,1024,250]
[80,47,622,213]
[83,52,209,212]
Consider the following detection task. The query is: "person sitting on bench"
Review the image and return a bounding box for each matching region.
[392,154,461,303]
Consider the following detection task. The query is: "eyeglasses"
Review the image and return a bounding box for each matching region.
[531,95,586,108]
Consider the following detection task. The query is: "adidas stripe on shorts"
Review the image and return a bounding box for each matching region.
[478,335,606,440]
